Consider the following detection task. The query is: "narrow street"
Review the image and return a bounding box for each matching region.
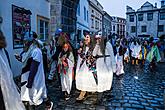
[36,63,165,110]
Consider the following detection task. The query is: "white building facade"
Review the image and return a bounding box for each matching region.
[88,0,103,34]
[103,11,112,37]
[111,16,126,38]
[76,0,90,42]
[126,1,165,38]
[0,0,50,76]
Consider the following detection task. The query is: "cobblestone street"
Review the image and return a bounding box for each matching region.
[36,63,165,110]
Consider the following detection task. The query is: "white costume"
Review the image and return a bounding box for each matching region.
[130,42,141,58]
[58,52,74,94]
[76,42,116,92]
[0,49,25,110]
[124,48,129,60]
[115,47,124,76]
[47,38,57,80]
[21,47,47,105]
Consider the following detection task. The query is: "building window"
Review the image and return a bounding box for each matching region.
[147,13,153,21]
[138,14,143,21]
[92,10,94,13]
[84,7,86,21]
[141,26,147,32]
[160,12,165,20]
[158,25,164,32]
[95,20,97,29]
[129,15,134,22]
[87,11,88,23]
[37,15,49,40]
[113,25,115,31]
[91,18,94,28]
[77,4,80,16]
[131,26,136,33]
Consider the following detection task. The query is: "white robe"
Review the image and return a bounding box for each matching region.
[21,48,47,105]
[116,53,124,76]
[0,49,25,110]
[76,42,116,92]
[130,43,141,58]
[58,52,74,94]
[124,48,129,59]
[115,47,124,76]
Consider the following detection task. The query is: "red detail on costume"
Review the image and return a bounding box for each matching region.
[58,58,69,75]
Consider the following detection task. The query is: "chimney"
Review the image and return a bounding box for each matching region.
[161,0,165,8]
[155,3,157,8]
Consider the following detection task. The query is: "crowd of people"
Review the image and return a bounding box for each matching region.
[0,28,165,110]
[110,35,165,72]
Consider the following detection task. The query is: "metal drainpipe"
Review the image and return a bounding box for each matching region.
[157,10,160,38]
[135,12,137,37]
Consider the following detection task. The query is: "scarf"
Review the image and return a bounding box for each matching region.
[58,51,70,75]
[79,47,98,85]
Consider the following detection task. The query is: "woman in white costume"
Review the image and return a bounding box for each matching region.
[115,45,125,76]
[76,33,116,102]
[58,43,74,100]
[0,30,25,110]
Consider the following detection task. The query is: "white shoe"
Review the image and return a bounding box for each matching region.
[46,101,53,110]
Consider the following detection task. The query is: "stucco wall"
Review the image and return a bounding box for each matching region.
[0,0,50,76]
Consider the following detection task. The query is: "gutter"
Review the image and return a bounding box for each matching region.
[157,10,160,37]
[135,12,137,37]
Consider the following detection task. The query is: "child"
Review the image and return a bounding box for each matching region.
[58,43,74,100]
[116,45,124,76]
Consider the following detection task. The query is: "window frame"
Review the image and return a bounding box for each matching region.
[141,26,147,32]
[138,14,143,21]
[129,15,134,22]
[131,26,136,33]
[160,12,165,20]
[147,13,153,21]
[37,15,50,41]
[84,7,86,21]
[158,25,164,32]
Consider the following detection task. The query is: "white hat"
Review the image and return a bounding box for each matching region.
[95,32,102,38]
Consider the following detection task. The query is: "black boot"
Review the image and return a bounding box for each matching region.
[64,91,70,100]
[23,101,36,110]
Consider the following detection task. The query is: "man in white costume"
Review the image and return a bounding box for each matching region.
[20,32,53,110]
[76,33,116,102]
[130,40,141,65]
[0,30,25,110]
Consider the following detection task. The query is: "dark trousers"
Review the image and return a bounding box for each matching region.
[0,86,6,110]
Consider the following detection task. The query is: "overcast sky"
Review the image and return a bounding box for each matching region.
[98,0,161,18]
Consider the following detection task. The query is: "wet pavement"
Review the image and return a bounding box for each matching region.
[37,62,165,110]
